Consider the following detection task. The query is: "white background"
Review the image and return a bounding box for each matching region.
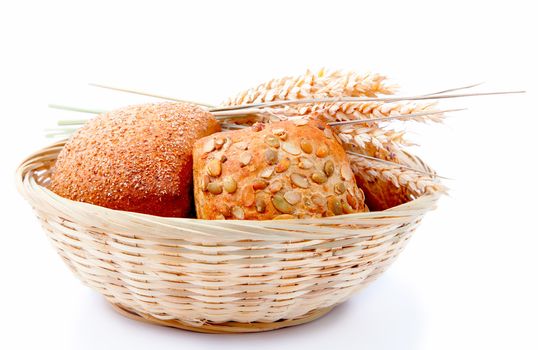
[1,1,537,349]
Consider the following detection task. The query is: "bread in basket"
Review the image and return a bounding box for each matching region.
[16,139,440,333]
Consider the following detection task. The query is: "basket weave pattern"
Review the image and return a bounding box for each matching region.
[17,141,440,332]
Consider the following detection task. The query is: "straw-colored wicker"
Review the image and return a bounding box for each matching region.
[16,140,441,333]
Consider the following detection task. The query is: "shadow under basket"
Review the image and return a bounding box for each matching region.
[16,141,441,333]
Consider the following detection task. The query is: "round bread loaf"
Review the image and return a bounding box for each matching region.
[50,102,220,217]
[351,143,413,211]
[193,119,368,220]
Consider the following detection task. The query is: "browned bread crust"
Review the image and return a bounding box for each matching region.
[355,175,410,211]
[193,119,367,220]
[351,143,413,211]
[50,102,220,217]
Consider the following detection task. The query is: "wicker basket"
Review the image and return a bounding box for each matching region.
[16,140,441,333]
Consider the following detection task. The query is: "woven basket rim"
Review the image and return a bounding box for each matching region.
[16,140,442,239]
[16,140,444,329]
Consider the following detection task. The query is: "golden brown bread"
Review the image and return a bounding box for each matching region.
[50,102,220,217]
[193,119,367,220]
[354,175,410,211]
[351,143,412,211]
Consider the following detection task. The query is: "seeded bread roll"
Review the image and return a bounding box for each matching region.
[193,119,367,220]
[50,102,220,217]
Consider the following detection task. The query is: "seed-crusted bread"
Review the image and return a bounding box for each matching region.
[50,102,221,217]
[193,119,368,220]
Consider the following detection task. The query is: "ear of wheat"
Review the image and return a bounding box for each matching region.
[217,71,523,206]
[220,69,449,200]
[47,72,522,205]
[222,68,445,124]
[348,151,446,209]
[220,70,450,172]
[223,68,397,106]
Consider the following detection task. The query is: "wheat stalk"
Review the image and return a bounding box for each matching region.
[220,68,450,125]
[47,68,524,202]
[235,67,445,191]
[219,69,450,159]
[216,90,523,112]
[61,71,450,183]
[289,100,446,123]
[223,68,397,107]
[220,69,403,155]
[343,126,447,195]
[348,152,446,197]
[329,108,463,126]
[338,125,409,148]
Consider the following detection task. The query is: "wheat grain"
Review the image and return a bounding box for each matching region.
[343,133,446,198]
[343,131,404,175]
[337,125,410,153]
[221,68,417,162]
[258,99,445,125]
[221,69,444,156]
[348,153,446,197]
[314,100,444,123]
[222,68,443,124]
[223,68,397,106]
[221,69,449,197]
[346,135,446,200]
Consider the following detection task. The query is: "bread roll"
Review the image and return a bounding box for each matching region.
[351,144,412,211]
[354,175,410,211]
[193,119,367,220]
[50,102,220,217]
